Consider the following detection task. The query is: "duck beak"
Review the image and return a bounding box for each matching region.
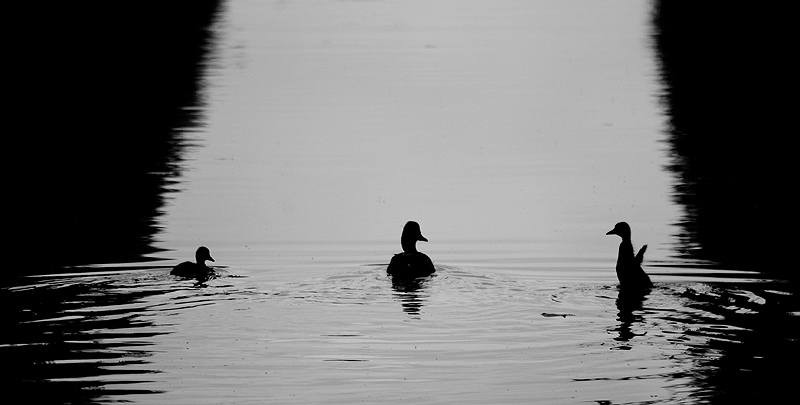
[419,234,428,242]
[606,229,616,235]
[208,255,215,262]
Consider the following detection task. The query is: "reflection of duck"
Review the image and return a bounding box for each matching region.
[613,288,649,343]
[171,246,215,279]
[606,222,652,288]
[387,221,435,277]
[391,276,428,318]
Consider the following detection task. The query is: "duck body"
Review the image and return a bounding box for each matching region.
[388,252,435,277]
[387,221,435,277]
[171,246,215,279]
[607,222,652,289]
[170,261,213,279]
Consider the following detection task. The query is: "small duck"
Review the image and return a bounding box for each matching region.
[606,222,652,289]
[387,221,435,277]
[171,246,215,279]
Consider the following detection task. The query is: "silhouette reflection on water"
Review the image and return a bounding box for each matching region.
[612,288,649,346]
[390,274,432,318]
[387,221,435,317]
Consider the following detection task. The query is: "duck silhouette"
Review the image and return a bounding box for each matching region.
[606,222,652,289]
[387,221,435,277]
[171,246,215,279]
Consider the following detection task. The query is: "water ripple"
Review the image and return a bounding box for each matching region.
[4,261,797,404]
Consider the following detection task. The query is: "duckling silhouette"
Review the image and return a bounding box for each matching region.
[387,221,435,277]
[606,222,652,289]
[171,246,215,279]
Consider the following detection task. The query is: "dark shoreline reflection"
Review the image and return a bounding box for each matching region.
[5,1,224,403]
[1,271,174,404]
[10,1,223,272]
[651,1,793,279]
[669,285,799,403]
[651,2,797,402]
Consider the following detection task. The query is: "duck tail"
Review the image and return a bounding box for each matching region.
[635,245,647,264]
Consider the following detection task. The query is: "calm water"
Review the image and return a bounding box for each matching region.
[6,1,796,404]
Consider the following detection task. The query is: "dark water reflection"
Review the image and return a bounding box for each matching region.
[390,274,432,318]
[652,1,794,278]
[672,285,797,403]
[613,288,649,345]
[652,3,797,400]
[6,1,222,403]
[10,1,222,270]
[1,270,170,404]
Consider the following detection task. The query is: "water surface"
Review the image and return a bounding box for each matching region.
[6,1,796,404]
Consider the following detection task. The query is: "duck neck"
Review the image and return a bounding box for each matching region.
[618,239,634,261]
[401,239,418,253]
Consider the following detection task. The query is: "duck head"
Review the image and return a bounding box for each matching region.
[400,221,428,253]
[606,222,631,240]
[195,246,215,264]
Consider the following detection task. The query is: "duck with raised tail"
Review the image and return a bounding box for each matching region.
[387,221,435,277]
[606,222,652,289]
[171,246,216,279]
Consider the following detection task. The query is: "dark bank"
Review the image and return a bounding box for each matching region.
[9,1,223,271]
[652,1,797,402]
[5,2,223,404]
[652,0,794,278]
